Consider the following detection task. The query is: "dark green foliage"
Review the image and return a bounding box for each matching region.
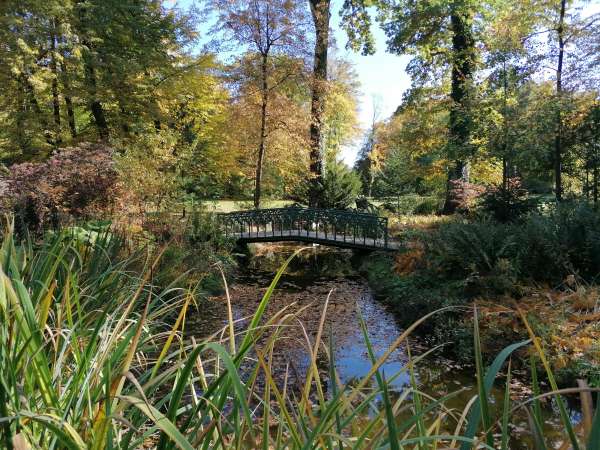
[426,220,517,277]
[320,161,362,209]
[517,203,600,281]
[480,178,538,222]
[427,202,600,284]
[380,195,440,215]
[355,196,379,214]
[295,161,362,209]
[412,196,442,215]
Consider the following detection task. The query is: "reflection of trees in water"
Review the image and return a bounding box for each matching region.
[244,244,358,281]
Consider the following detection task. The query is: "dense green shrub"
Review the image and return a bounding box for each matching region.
[320,161,362,209]
[380,194,440,215]
[292,161,362,210]
[480,178,538,222]
[412,196,442,215]
[517,202,600,281]
[425,220,516,274]
[425,202,600,284]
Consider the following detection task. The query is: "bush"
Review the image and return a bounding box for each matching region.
[412,196,442,215]
[517,202,600,281]
[444,179,485,214]
[424,202,600,285]
[424,219,519,294]
[380,194,440,215]
[0,143,119,233]
[294,161,362,209]
[480,178,538,222]
[144,207,235,294]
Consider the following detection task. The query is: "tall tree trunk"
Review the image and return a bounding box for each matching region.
[594,165,598,205]
[21,74,54,146]
[59,51,77,137]
[64,90,77,138]
[85,62,109,140]
[50,19,61,146]
[502,59,509,190]
[254,53,269,209]
[15,82,29,155]
[554,0,566,202]
[442,0,475,214]
[308,0,330,207]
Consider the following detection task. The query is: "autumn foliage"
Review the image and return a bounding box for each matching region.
[0,143,120,231]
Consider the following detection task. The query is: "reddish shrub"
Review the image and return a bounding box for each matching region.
[445,179,485,214]
[0,143,120,231]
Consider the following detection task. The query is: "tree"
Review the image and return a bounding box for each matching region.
[321,57,361,164]
[209,0,309,208]
[308,0,330,206]
[578,103,600,204]
[341,0,479,213]
[223,53,311,200]
[355,96,383,197]
[371,88,450,198]
[517,1,600,200]
[0,0,196,161]
[554,0,567,201]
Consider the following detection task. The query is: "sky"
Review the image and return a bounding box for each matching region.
[177,0,600,165]
[331,0,411,165]
[175,0,412,165]
[328,0,412,164]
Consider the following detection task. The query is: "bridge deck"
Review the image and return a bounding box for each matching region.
[231,229,400,250]
[219,207,397,251]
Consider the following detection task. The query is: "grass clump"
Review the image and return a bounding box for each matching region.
[1,220,599,449]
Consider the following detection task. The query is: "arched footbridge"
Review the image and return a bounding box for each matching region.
[218,207,398,251]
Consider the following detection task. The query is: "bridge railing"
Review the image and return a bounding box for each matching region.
[218,207,389,248]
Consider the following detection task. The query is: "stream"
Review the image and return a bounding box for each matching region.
[187,243,582,449]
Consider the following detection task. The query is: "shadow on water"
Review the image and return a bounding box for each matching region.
[187,242,582,449]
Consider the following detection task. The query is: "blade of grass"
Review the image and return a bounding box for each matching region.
[518,308,580,450]
[205,342,256,446]
[407,342,426,450]
[473,306,493,447]
[460,334,531,450]
[500,359,512,450]
[156,345,204,450]
[588,394,600,450]
[525,406,549,450]
[119,396,195,450]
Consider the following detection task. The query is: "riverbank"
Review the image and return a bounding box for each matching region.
[360,246,600,388]
[196,242,587,448]
[3,228,593,449]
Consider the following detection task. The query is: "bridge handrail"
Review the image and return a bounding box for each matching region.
[217,206,389,249]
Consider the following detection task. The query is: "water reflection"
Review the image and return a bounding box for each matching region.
[187,242,582,449]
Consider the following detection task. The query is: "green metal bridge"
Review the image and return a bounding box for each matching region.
[218,207,396,251]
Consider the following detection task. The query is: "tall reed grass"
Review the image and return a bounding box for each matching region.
[0,222,598,449]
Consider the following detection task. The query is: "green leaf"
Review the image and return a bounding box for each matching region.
[120,396,195,450]
[460,338,531,450]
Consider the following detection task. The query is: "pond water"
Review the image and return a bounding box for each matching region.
[186,243,582,449]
